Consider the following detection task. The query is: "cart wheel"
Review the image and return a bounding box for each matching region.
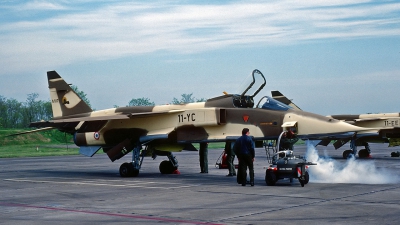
[299,178,304,187]
[304,171,309,184]
[265,170,277,186]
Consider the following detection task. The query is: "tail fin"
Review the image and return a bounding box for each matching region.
[47,71,92,119]
[271,90,302,111]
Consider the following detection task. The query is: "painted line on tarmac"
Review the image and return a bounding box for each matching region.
[20,176,197,186]
[0,202,223,225]
[4,178,193,189]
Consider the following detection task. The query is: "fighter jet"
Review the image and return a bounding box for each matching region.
[271,91,400,158]
[19,69,374,177]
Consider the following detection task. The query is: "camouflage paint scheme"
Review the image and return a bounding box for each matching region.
[25,70,374,176]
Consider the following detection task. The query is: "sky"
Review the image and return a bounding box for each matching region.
[1,0,400,115]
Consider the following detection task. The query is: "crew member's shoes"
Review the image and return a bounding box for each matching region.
[226,174,234,176]
[250,182,254,186]
[241,183,246,186]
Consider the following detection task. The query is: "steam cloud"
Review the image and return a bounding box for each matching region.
[305,141,400,184]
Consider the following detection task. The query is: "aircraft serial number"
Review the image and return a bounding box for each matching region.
[384,120,399,126]
[178,113,196,123]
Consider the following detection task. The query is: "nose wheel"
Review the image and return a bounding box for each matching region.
[159,160,178,174]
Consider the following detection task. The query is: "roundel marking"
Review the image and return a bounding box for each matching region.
[62,96,68,104]
[243,115,249,122]
[94,132,100,140]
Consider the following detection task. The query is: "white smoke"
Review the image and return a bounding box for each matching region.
[305,141,399,184]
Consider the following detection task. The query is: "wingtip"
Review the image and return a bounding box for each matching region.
[47,70,61,80]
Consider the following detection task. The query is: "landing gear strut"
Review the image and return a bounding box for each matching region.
[119,143,143,177]
[343,134,357,159]
[118,144,180,177]
[342,135,371,159]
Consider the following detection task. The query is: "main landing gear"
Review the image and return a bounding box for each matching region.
[119,144,179,177]
[342,137,371,159]
[119,142,142,177]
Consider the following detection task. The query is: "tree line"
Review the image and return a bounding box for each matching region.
[0,93,52,128]
[0,90,205,128]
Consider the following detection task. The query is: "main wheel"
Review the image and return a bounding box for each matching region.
[119,162,133,177]
[159,160,177,174]
[131,168,139,177]
[358,149,370,158]
[343,150,353,159]
[265,170,277,186]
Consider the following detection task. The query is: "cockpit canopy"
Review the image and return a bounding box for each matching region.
[205,69,293,110]
[257,96,292,111]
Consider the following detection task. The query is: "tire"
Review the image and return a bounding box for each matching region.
[303,171,309,185]
[159,160,176,174]
[358,149,370,158]
[343,150,353,159]
[119,162,133,177]
[265,170,277,186]
[299,179,305,187]
[131,169,139,177]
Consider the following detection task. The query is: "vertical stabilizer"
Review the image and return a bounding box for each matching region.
[47,71,92,118]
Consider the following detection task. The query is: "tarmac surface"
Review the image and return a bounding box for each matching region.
[1,143,400,225]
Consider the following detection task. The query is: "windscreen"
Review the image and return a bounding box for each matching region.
[259,96,292,111]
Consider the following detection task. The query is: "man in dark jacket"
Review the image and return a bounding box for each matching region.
[235,128,255,186]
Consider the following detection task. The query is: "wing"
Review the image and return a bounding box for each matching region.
[29,110,185,131]
[6,127,56,136]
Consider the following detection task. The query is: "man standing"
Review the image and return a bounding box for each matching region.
[280,130,299,150]
[235,128,255,186]
[225,142,236,176]
[199,142,208,173]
